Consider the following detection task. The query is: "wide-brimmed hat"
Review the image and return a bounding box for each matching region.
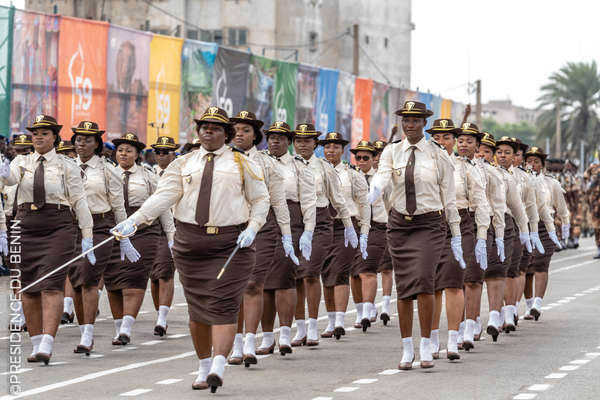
[511,137,529,153]
[426,118,462,135]
[12,134,33,147]
[26,114,62,135]
[525,146,548,162]
[319,131,349,147]
[480,132,496,149]
[293,123,321,139]
[230,111,265,145]
[151,136,179,151]
[395,101,434,118]
[456,122,484,141]
[495,136,519,152]
[56,140,76,153]
[182,138,202,153]
[70,120,104,154]
[373,140,387,152]
[264,121,294,140]
[194,106,232,127]
[112,132,146,152]
[350,140,377,155]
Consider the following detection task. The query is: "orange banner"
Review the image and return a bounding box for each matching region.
[351,78,373,148]
[57,17,109,139]
[441,99,453,119]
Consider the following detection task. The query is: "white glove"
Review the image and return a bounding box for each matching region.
[475,239,487,271]
[0,231,8,256]
[359,234,369,260]
[168,240,174,257]
[0,159,10,179]
[450,236,466,269]
[111,217,137,238]
[530,232,545,254]
[344,226,358,248]
[561,224,570,241]
[367,186,382,204]
[519,232,533,253]
[299,231,313,261]
[237,228,256,248]
[548,231,561,249]
[119,238,141,263]
[81,238,96,265]
[495,238,505,263]
[282,235,300,266]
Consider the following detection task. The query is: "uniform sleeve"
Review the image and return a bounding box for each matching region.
[323,161,353,228]
[0,207,6,231]
[106,163,128,224]
[242,158,270,234]
[467,165,490,240]
[437,149,461,237]
[2,156,24,187]
[536,186,555,233]
[505,173,529,234]
[371,145,393,195]
[266,158,292,236]
[551,178,570,224]
[297,161,317,233]
[488,168,506,238]
[64,161,94,239]
[352,169,371,235]
[523,173,540,233]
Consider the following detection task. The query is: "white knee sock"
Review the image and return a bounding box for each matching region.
[475,316,482,335]
[63,297,74,314]
[30,334,42,356]
[119,315,135,336]
[382,295,391,314]
[307,318,318,340]
[457,321,465,343]
[464,319,476,342]
[401,337,414,363]
[156,305,169,328]
[430,329,440,353]
[243,332,256,356]
[209,355,226,379]
[533,297,543,310]
[505,305,515,325]
[259,331,274,349]
[79,324,85,336]
[38,334,54,355]
[354,303,363,323]
[364,302,374,320]
[447,330,458,353]
[325,312,335,331]
[293,319,306,340]
[369,302,377,318]
[195,357,212,383]
[80,324,94,347]
[113,319,123,339]
[489,310,501,328]
[279,326,291,346]
[335,312,345,328]
[231,333,243,358]
[525,297,533,311]
[420,337,433,362]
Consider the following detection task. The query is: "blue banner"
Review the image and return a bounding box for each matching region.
[315,68,338,157]
[417,92,434,133]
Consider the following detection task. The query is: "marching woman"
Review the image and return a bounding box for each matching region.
[428,120,490,359]
[112,107,270,392]
[104,132,175,346]
[292,124,355,345]
[349,140,385,332]
[150,136,179,336]
[0,115,95,364]
[369,101,464,370]
[229,112,300,366]
[321,131,369,339]
[257,122,316,355]
[68,121,139,354]
[524,147,569,320]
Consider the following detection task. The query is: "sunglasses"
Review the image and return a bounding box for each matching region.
[155,150,172,155]
[355,155,372,161]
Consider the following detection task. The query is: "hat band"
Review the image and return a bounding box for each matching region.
[481,140,496,147]
[33,122,58,127]
[353,146,375,151]
[430,127,457,131]
[153,144,177,149]
[74,129,101,134]
[266,128,291,134]
[296,131,319,135]
[461,129,479,134]
[401,110,428,114]
[200,114,229,124]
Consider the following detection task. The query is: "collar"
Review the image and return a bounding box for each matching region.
[247,146,258,158]
[401,136,426,152]
[199,145,227,158]
[33,148,57,162]
[77,154,100,168]
[365,167,375,176]
[279,152,293,163]
[334,162,344,172]
[118,163,139,174]
[308,153,319,164]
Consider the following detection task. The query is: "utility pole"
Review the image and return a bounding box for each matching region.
[353,24,359,76]
[475,79,482,126]
[555,99,561,158]
[580,140,585,174]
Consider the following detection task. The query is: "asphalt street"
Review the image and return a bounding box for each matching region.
[0,238,599,400]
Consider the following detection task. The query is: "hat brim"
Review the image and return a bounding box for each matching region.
[71,128,105,135]
[26,124,62,134]
[230,118,264,129]
[319,139,349,147]
[455,131,484,141]
[480,141,496,149]
[350,147,377,155]
[293,131,321,138]
[71,132,104,147]
[151,144,180,151]
[495,140,519,152]
[395,109,434,118]
[525,153,548,162]
[194,117,233,127]
[113,139,146,151]
[264,129,294,139]
[426,127,462,135]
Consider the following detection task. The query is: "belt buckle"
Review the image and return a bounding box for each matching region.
[404,215,412,221]
[206,226,219,235]
[30,204,38,210]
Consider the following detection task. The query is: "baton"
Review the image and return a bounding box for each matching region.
[216,244,240,280]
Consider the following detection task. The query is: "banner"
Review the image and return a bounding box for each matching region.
[273,60,297,127]
[431,94,443,120]
[417,92,433,131]
[352,77,373,148]
[370,81,389,142]
[385,87,402,140]
[211,47,249,118]
[181,39,217,143]
[314,68,338,157]
[336,71,354,159]
[296,64,318,126]
[147,34,183,145]
[246,55,276,130]
[452,101,467,125]
[57,17,108,139]
[440,98,453,119]
[0,6,13,137]
[106,25,151,142]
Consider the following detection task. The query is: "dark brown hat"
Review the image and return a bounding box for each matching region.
[12,133,33,147]
[319,131,349,147]
[293,123,321,138]
[395,101,434,118]
[182,138,202,153]
[426,118,462,135]
[350,140,376,155]
[373,140,387,152]
[151,136,179,151]
[230,111,264,145]
[525,146,548,162]
[457,122,484,141]
[194,106,232,127]
[495,136,519,152]
[264,121,294,140]
[511,137,529,153]
[112,132,146,152]
[26,114,62,134]
[71,120,105,135]
[56,140,76,153]
[480,132,496,149]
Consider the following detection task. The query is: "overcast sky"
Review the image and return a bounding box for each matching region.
[412,0,600,109]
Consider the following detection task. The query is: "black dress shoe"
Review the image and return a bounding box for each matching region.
[118,333,131,345]
[74,341,94,355]
[154,325,167,337]
[380,312,390,326]
[35,352,51,365]
[206,373,223,393]
[360,318,371,332]
[61,312,74,324]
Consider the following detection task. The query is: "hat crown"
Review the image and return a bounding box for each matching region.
[373,140,387,149]
[198,106,230,124]
[326,132,341,140]
[124,132,139,141]
[267,121,291,132]
[32,114,59,126]
[156,136,174,145]
[14,134,33,144]
[77,120,99,131]
[235,110,257,120]
[461,122,480,133]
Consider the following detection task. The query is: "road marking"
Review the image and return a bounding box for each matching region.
[0,336,9,340]
[565,296,576,300]
[559,365,580,371]
[167,334,188,339]
[49,362,69,366]
[138,311,149,315]
[378,369,400,375]
[95,318,106,322]
[545,373,567,379]
[353,378,378,384]
[569,359,590,365]
[141,340,163,346]
[548,303,560,307]
[527,384,551,391]
[334,387,359,393]
[513,394,537,400]
[557,299,570,304]
[155,379,182,385]
[550,259,597,275]
[585,352,600,357]
[541,306,552,310]
[88,354,104,359]
[312,397,333,400]
[175,303,187,307]
[120,389,152,396]
[0,368,32,376]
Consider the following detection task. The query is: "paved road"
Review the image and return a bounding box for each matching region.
[1,238,599,400]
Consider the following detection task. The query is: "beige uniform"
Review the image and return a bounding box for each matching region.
[476,159,506,239]
[533,174,556,232]
[365,167,390,224]
[512,166,540,233]
[544,174,570,224]
[2,184,17,218]
[498,167,529,234]
[453,155,490,240]
[334,162,370,235]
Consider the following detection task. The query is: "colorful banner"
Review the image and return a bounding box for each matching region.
[0,6,14,137]
[452,101,466,125]
[211,47,250,118]
[106,25,151,142]
[147,34,183,145]
[295,64,318,126]
[181,39,217,143]
[441,98,453,119]
[336,71,354,159]
[273,60,297,127]
[57,17,108,139]
[314,68,338,157]
[417,92,433,131]
[352,77,373,148]
[431,94,443,120]
[246,55,276,130]
[385,87,402,140]
[370,81,389,142]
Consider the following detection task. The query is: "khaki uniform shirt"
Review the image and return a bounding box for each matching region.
[512,166,540,233]
[365,167,390,224]
[533,173,556,232]
[544,174,570,224]
[498,166,529,234]
[334,162,370,235]
[1,183,16,218]
[475,159,506,239]
[453,155,490,240]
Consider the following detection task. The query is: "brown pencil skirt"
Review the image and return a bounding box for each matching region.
[388,209,446,300]
[351,221,387,276]
[484,213,515,280]
[377,244,393,272]
[507,216,523,279]
[528,222,556,273]
[321,217,360,288]
[104,207,161,292]
[16,205,77,294]
[69,212,116,289]
[519,247,532,274]
[251,208,279,284]
[172,221,254,325]
[297,206,333,279]
[437,209,475,290]
[464,211,485,284]
[150,232,175,282]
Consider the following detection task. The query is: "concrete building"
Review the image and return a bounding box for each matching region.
[25,0,413,88]
[481,99,541,125]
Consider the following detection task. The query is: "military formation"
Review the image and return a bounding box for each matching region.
[3,102,600,394]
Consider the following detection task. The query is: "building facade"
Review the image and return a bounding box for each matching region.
[481,99,541,125]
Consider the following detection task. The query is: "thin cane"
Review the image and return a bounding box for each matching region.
[216,244,240,280]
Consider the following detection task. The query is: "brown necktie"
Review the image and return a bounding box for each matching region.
[123,171,132,210]
[195,153,215,226]
[80,164,88,179]
[33,156,46,209]
[159,170,164,177]
[405,146,417,215]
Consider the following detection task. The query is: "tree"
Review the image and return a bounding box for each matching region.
[480,118,537,145]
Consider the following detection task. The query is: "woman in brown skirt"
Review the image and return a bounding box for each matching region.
[291,124,355,345]
[104,133,175,346]
[112,107,270,392]
[0,115,95,364]
[429,120,489,359]
[321,131,370,339]
[369,101,464,370]
[68,121,139,354]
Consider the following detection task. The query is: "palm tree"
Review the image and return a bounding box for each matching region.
[536,61,600,162]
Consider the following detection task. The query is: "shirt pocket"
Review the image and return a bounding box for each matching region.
[415,157,437,186]
[45,165,65,196]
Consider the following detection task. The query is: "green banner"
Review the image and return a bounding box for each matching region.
[273,60,297,127]
[0,6,14,137]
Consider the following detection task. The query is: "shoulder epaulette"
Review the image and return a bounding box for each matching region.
[294,155,308,165]
[430,140,444,150]
[102,156,117,166]
[518,166,526,172]
[391,139,402,144]
[465,157,475,166]
[229,145,245,154]
[57,154,76,163]
[348,163,360,172]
